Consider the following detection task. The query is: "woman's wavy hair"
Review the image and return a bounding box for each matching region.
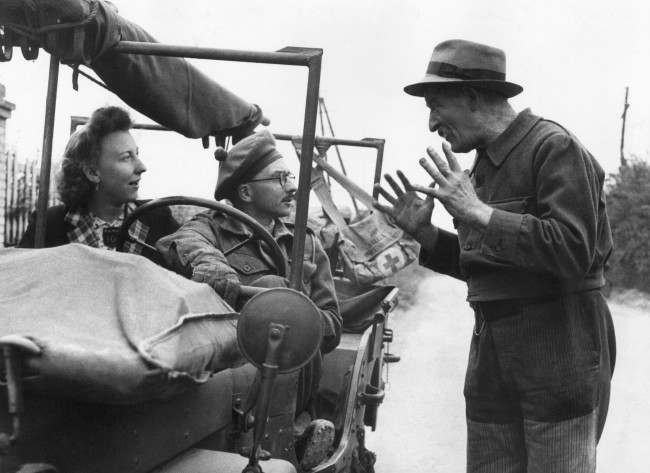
[57,106,133,208]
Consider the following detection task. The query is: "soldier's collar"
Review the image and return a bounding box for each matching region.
[214,212,251,236]
[272,218,293,240]
[217,213,293,240]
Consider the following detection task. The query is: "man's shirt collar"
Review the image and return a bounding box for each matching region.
[484,108,541,167]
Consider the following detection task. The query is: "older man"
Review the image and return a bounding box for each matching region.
[375,39,615,473]
[157,129,341,470]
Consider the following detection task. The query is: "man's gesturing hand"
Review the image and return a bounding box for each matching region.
[413,143,493,228]
[372,170,435,237]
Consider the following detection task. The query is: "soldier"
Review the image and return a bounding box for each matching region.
[375,39,616,473]
[157,129,341,470]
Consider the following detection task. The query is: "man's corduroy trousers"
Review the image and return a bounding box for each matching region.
[465,290,616,473]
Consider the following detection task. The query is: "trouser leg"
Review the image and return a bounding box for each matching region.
[467,419,526,473]
[467,292,615,473]
[464,306,526,473]
[512,292,614,473]
[524,412,597,473]
[596,297,616,442]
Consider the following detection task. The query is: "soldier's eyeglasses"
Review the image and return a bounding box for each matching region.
[247,171,296,189]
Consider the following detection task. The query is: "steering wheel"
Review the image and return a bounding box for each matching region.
[116,196,288,277]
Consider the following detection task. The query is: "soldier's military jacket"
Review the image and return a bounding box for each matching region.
[157,211,341,353]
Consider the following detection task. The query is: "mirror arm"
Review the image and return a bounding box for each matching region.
[241,323,287,473]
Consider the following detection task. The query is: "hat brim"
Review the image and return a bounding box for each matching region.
[404,74,523,98]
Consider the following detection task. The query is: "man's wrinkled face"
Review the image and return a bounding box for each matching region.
[246,158,297,219]
[424,88,477,153]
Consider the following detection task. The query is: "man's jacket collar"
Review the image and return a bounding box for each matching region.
[484,108,541,167]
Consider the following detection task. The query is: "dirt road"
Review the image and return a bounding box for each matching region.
[367,274,650,472]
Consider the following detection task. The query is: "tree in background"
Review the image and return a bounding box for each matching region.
[606,157,650,293]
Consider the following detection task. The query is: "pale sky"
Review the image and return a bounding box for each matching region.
[1,0,648,229]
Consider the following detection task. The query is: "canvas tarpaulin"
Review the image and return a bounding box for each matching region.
[0,244,242,404]
[0,0,262,139]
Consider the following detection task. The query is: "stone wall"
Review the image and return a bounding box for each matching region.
[0,83,16,246]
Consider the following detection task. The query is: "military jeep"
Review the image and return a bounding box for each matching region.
[0,5,401,472]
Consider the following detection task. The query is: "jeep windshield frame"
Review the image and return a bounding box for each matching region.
[34,43,322,290]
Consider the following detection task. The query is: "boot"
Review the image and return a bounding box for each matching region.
[294,418,335,471]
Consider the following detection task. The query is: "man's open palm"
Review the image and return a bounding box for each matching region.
[373,170,435,236]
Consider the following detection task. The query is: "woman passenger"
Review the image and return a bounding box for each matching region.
[19,106,178,265]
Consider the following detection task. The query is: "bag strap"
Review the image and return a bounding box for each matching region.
[311,168,353,235]
[312,155,375,209]
[291,138,374,209]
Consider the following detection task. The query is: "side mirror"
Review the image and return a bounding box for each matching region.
[237,288,322,473]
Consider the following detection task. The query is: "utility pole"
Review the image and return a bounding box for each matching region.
[620,86,629,168]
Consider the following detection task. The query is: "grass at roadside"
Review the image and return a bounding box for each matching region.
[608,287,650,312]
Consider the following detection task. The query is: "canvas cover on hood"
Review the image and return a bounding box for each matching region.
[0,244,242,404]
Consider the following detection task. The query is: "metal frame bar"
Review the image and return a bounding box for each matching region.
[70,118,386,195]
[34,56,59,248]
[112,42,321,66]
[36,42,323,291]
[274,134,385,199]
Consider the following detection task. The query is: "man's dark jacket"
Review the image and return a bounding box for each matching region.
[421,108,613,301]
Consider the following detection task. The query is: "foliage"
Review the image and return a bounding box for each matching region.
[606,158,650,293]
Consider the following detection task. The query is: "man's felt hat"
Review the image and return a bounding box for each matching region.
[214,129,283,200]
[403,39,523,98]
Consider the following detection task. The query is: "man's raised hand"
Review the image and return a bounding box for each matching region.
[413,143,492,227]
[373,170,436,237]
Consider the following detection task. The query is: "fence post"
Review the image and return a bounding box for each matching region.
[30,160,37,216]
[0,84,16,247]
[0,154,44,246]
[20,160,28,239]
[9,153,16,244]
[3,152,8,245]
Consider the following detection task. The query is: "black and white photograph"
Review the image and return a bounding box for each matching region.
[0,1,648,472]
